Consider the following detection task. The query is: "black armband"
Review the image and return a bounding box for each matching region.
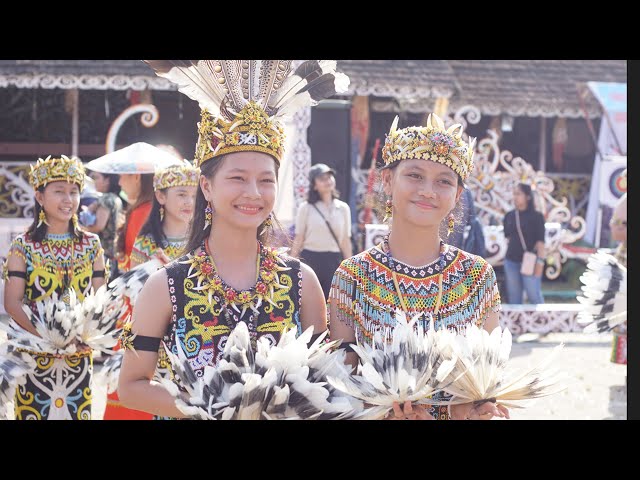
[120,328,162,353]
[91,270,105,278]
[7,270,27,279]
[339,341,358,353]
[132,335,162,352]
[309,330,329,345]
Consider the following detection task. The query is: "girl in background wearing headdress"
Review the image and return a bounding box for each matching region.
[117,60,347,418]
[329,114,509,421]
[126,161,198,419]
[3,156,106,420]
[130,161,198,269]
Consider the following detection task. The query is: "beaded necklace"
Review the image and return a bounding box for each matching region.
[182,238,290,321]
[382,234,446,325]
[44,232,76,304]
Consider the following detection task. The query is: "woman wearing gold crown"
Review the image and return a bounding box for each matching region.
[329,114,509,421]
[130,160,199,419]
[130,160,199,269]
[2,155,107,419]
[117,60,350,418]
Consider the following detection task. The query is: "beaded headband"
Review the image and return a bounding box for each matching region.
[28,155,86,191]
[381,113,476,181]
[153,160,200,191]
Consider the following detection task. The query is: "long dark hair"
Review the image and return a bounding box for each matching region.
[26,184,84,243]
[516,182,536,211]
[116,173,155,256]
[103,173,121,194]
[138,193,170,249]
[307,175,340,204]
[183,154,288,254]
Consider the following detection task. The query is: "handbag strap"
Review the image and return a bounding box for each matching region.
[311,203,343,256]
[514,210,529,252]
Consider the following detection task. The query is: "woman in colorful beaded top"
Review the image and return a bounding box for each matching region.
[130,160,199,269]
[3,155,106,420]
[329,114,509,421]
[117,60,349,418]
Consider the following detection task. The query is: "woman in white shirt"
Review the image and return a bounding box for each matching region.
[291,163,352,299]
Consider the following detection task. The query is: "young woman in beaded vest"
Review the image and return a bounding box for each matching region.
[117,60,348,418]
[3,155,107,420]
[329,114,509,421]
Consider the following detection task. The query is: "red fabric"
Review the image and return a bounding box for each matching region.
[104,202,153,420]
[119,201,152,272]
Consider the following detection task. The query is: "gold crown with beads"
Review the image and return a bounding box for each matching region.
[195,102,285,168]
[381,113,476,181]
[153,160,201,191]
[28,155,86,190]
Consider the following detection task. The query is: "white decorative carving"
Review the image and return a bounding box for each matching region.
[467,128,588,279]
[368,97,602,119]
[499,305,583,335]
[289,59,312,212]
[0,74,176,91]
[346,82,455,100]
[105,104,160,153]
[0,162,35,218]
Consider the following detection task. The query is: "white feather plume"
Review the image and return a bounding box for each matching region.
[107,257,163,306]
[0,343,37,418]
[326,309,459,418]
[163,321,371,420]
[436,324,566,409]
[576,251,627,334]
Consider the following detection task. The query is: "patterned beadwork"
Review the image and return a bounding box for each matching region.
[163,248,303,379]
[130,233,186,266]
[329,241,501,420]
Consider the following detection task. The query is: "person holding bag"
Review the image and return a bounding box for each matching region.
[291,163,352,299]
[503,182,545,304]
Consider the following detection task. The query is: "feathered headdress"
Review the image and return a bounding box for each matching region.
[381,113,476,181]
[143,60,350,167]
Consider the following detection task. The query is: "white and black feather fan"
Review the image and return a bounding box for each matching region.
[0,286,124,357]
[163,321,370,420]
[326,309,458,419]
[435,324,566,410]
[143,60,349,122]
[107,257,163,306]
[0,343,36,419]
[576,251,627,334]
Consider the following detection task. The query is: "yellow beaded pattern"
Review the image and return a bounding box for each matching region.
[153,160,200,191]
[381,113,476,181]
[28,155,86,191]
[195,102,286,168]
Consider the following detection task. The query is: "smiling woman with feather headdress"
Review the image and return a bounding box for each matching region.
[328,114,511,420]
[116,60,353,419]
